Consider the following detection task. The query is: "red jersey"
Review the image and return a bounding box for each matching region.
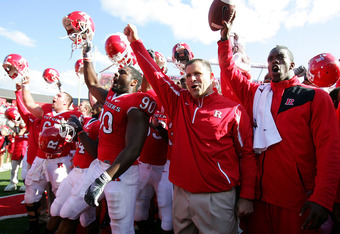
[131,40,256,198]
[0,135,5,154]
[6,135,15,153]
[138,89,168,166]
[37,104,82,159]
[12,125,28,160]
[97,90,157,164]
[72,117,100,168]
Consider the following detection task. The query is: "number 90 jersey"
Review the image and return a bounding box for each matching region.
[97,90,157,163]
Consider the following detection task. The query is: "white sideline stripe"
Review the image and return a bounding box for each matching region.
[0,194,26,220]
[0,193,24,199]
[0,213,27,221]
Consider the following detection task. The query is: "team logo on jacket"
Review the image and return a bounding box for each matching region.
[214,110,222,118]
[285,98,295,106]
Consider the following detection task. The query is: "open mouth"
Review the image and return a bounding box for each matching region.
[272,65,279,73]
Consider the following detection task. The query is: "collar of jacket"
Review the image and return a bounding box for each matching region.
[270,76,300,91]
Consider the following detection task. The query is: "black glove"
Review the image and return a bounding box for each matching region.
[82,41,94,61]
[67,115,83,134]
[84,171,111,207]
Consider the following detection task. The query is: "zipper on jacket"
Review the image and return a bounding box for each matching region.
[192,97,203,124]
[296,164,310,195]
[259,151,265,200]
[217,162,231,184]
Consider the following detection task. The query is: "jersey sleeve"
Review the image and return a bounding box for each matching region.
[128,92,158,118]
[131,39,182,120]
[15,90,31,125]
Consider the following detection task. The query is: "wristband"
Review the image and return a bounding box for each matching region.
[99,171,112,183]
[22,84,29,90]
[77,130,85,136]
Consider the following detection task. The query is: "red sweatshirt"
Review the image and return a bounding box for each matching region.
[218,39,340,211]
[131,40,257,199]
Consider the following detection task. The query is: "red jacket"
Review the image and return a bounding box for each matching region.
[218,39,340,211]
[131,40,257,199]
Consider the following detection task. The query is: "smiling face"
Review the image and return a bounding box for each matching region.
[267,46,295,82]
[185,60,214,99]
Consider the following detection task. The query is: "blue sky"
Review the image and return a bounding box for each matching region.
[1,0,340,100]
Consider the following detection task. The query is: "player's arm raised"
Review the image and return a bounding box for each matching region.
[83,41,108,105]
[21,76,44,119]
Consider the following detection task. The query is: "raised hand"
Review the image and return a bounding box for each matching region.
[124,24,139,43]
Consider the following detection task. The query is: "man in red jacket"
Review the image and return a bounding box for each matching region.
[125,24,257,233]
[218,19,340,233]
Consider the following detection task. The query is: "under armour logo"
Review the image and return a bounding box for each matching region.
[113,177,121,181]
[57,163,64,168]
[285,98,295,106]
[214,110,222,118]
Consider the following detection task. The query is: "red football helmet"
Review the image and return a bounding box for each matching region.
[155,51,168,73]
[105,33,137,69]
[39,123,76,155]
[5,108,20,121]
[75,59,84,75]
[43,68,60,84]
[172,43,194,75]
[307,53,340,87]
[3,54,29,83]
[62,11,95,48]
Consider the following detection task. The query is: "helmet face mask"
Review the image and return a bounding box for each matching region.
[104,33,138,70]
[3,54,30,84]
[62,11,95,49]
[58,122,76,143]
[172,43,194,75]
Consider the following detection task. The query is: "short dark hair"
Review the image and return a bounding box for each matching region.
[272,45,294,62]
[185,58,212,73]
[127,66,143,91]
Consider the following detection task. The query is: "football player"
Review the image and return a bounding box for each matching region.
[50,100,101,233]
[21,76,82,233]
[3,107,28,192]
[60,40,157,233]
[134,49,173,233]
